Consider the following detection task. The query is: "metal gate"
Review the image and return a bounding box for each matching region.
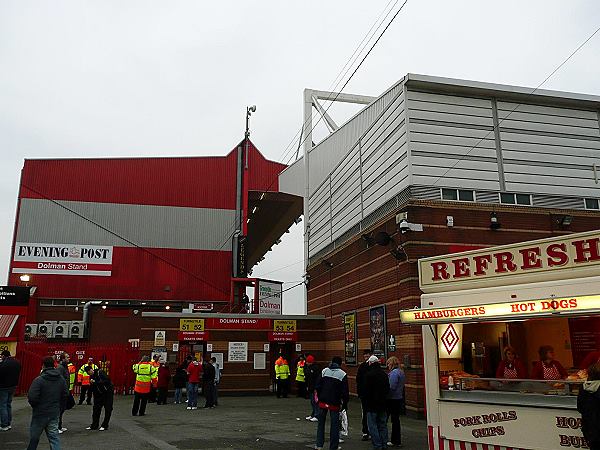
[16,340,140,395]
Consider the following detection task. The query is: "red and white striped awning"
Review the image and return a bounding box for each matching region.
[0,315,19,338]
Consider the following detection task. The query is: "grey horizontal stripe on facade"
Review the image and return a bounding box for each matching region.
[409,117,494,132]
[502,158,598,172]
[411,150,497,164]
[16,198,236,251]
[499,127,600,142]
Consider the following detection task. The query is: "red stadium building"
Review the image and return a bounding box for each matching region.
[1,140,307,392]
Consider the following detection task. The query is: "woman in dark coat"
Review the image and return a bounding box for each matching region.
[156,363,171,405]
[578,362,600,450]
[172,362,188,404]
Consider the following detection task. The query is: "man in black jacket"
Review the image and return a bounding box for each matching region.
[304,354,321,422]
[85,366,114,431]
[356,349,372,441]
[577,362,600,450]
[202,358,216,408]
[27,356,68,450]
[364,355,390,450]
[315,356,349,450]
[0,350,21,432]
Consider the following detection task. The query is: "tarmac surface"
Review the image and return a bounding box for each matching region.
[4,395,429,449]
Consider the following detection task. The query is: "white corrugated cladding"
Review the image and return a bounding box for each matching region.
[279,74,600,258]
[498,102,600,197]
[307,86,408,255]
[406,90,500,190]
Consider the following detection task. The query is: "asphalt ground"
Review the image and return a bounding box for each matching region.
[4,395,428,450]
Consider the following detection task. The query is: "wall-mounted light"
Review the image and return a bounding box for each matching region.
[102,305,107,310]
[361,233,376,247]
[374,231,393,246]
[322,260,334,269]
[165,305,171,310]
[20,274,31,283]
[560,215,573,227]
[490,212,501,230]
[374,231,407,261]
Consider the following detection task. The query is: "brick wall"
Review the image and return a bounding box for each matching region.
[307,200,600,416]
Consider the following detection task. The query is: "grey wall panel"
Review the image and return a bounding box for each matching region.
[410,131,497,149]
[410,185,440,201]
[308,83,404,196]
[475,191,500,204]
[497,101,598,120]
[408,109,493,127]
[16,198,236,251]
[411,174,500,190]
[499,119,599,138]
[278,158,304,197]
[500,131,600,150]
[361,95,406,155]
[532,195,585,210]
[307,86,409,256]
[406,90,492,108]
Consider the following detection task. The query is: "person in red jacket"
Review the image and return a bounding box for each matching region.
[156,363,171,405]
[186,358,202,410]
[531,345,568,380]
[495,346,527,379]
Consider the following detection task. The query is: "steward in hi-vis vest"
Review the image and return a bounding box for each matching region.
[131,356,158,416]
[275,356,291,399]
[78,358,99,405]
[296,356,307,398]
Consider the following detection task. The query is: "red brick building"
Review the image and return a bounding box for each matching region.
[279,74,600,415]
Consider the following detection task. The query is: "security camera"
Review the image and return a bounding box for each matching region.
[399,219,411,233]
[133,309,139,315]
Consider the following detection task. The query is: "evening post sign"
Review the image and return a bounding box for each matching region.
[12,242,113,276]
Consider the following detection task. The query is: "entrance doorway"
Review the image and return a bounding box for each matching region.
[178,342,205,364]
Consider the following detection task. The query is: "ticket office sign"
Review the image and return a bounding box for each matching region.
[179,318,205,332]
[439,401,587,450]
[274,320,296,332]
[178,331,209,341]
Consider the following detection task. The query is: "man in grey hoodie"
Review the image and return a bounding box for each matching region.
[578,362,600,450]
[27,356,69,450]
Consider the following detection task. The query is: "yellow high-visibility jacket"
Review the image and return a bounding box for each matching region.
[132,361,158,394]
[77,363,99,385]
[296,360,305,382]
[275,357,290,380]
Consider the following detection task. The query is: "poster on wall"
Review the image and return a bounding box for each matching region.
[369,305,387,359]
[228,342,248,362]
[343,311,358,365]
[258,280,283,314]
[569,317,600,368]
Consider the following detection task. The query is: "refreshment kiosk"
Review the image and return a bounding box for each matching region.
[400,230,600,450]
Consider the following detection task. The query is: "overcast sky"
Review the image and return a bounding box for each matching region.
[1,1,599,314]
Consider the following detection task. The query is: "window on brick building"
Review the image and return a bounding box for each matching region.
[584,198,599,210]
[500,193,531,206]
[441,188,475,202]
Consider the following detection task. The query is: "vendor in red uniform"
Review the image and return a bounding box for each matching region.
[496,346,527,379]
[531,345,568,380]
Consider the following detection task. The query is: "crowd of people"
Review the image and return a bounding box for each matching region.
[1,347,599,450]
[0,350,221,450]
[276,349,406,450]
